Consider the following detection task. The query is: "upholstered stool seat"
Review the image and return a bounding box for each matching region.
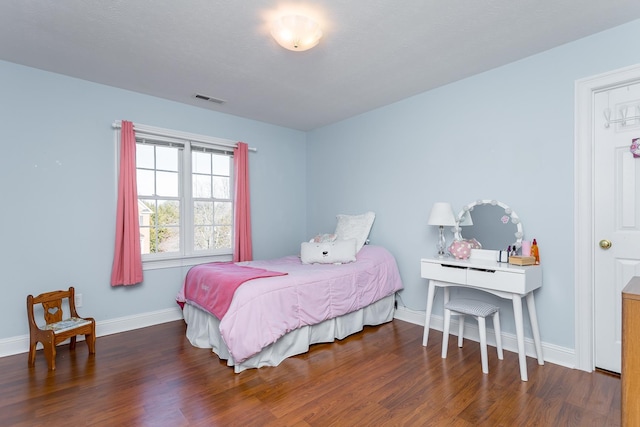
[442,298,503,374]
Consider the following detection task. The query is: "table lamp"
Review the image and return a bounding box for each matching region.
[427,202,457,257]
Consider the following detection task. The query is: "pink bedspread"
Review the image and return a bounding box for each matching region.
[179,245,403,363]
[182,262,288,319]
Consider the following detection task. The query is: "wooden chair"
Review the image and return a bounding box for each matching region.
[27,286,96,370]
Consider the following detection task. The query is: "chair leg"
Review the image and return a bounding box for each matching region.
[69,336,77,350]
[43,343,57,371]
[493,311,504,360]
[457,314,465,347]
[28,341,37,367]
[478,316,488,374]
[86,333,96,354]
[442,308,451,358]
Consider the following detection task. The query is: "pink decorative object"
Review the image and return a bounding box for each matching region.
[449,240,472,259]
[448,239,482,259]
[467,238,482,249]
[311,233,337,243]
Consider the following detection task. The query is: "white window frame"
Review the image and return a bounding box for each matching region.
[114,122,238,270]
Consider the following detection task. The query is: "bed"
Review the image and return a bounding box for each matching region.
[177,244,403,373]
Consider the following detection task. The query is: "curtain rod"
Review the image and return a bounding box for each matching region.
[112,121,257,152]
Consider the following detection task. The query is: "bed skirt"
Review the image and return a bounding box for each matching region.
[183,294,396,373]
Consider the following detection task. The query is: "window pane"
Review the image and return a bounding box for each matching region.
[140,226,151,254]
[215,201,232,225]
[139,201,153,254]
[137,169,155,196]
[136,144,154,169]
[213,154,230,175]
[157,226,180,253]
[194,226,214,251]
[193,175,212,198]
[156,146,178,171]
[157,200,180,226]
[192,151,211,174]
[194,201,213,225]
[214,225,232,249]
[213,176,230,199]
[156,171,179,197]
[144,200,180,254]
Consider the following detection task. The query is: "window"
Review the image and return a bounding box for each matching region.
[191,147,233,251]
[117,123,237,269]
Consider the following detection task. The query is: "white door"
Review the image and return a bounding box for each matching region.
[594,82,640,373]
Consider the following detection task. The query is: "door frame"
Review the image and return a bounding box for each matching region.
[575,63,640,372]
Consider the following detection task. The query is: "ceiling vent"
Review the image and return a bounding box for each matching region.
[194,93,226,105]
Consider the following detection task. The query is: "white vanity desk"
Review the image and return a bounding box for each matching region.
[421,255,543,381]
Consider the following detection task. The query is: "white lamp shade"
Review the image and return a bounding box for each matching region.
[427,202,457,226]
[271,15,323,51]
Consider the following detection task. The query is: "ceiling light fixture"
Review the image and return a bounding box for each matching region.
[270,14,322,51]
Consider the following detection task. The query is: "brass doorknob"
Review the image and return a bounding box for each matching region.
[599,239,612,249]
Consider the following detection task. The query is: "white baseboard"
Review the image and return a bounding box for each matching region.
[3,304,576,371]
[394,305,576,370]
[0,306,184,358]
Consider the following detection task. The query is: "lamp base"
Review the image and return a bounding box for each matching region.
[435,226,449,258]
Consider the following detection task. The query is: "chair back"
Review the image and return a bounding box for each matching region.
[28,288,79,327]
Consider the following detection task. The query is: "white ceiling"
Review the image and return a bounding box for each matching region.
[2,1,640,131]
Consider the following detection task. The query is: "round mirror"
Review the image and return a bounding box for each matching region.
[453,199,523,250]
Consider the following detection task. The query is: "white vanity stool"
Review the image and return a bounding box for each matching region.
[442,298,503,374]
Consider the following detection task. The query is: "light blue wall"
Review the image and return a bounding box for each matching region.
[4,19,640,352]
[306,19,640,349]
[0,60,307,339]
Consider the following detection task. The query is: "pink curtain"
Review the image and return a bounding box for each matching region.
[110,120,143,286]
[233,142,253,262]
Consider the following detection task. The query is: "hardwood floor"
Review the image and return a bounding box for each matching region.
[0,319,620,426]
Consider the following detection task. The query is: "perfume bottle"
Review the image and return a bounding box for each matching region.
[531,239,540,265]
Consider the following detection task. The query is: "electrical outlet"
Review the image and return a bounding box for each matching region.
[75,293,83,308]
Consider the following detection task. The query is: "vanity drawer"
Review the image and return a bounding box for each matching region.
[421,261,467,283]
[467,268,526,293]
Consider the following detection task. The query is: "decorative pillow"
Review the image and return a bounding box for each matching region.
[334,211,375,252]
[309,233,337,243]
[301,238,357,264]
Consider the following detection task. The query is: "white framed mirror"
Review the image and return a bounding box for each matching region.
[453,199,523,250]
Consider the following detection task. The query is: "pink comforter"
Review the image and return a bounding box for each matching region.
[182,262,288,319]
[179,245,403,363]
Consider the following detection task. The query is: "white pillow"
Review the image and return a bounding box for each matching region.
[300,238,357,264]
[334,211,375,252]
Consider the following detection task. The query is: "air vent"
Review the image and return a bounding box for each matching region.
[194,93,226,105]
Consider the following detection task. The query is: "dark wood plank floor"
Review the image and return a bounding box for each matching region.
[0,319,620,426]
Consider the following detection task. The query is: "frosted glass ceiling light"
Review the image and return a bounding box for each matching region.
[271,15,322,51]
